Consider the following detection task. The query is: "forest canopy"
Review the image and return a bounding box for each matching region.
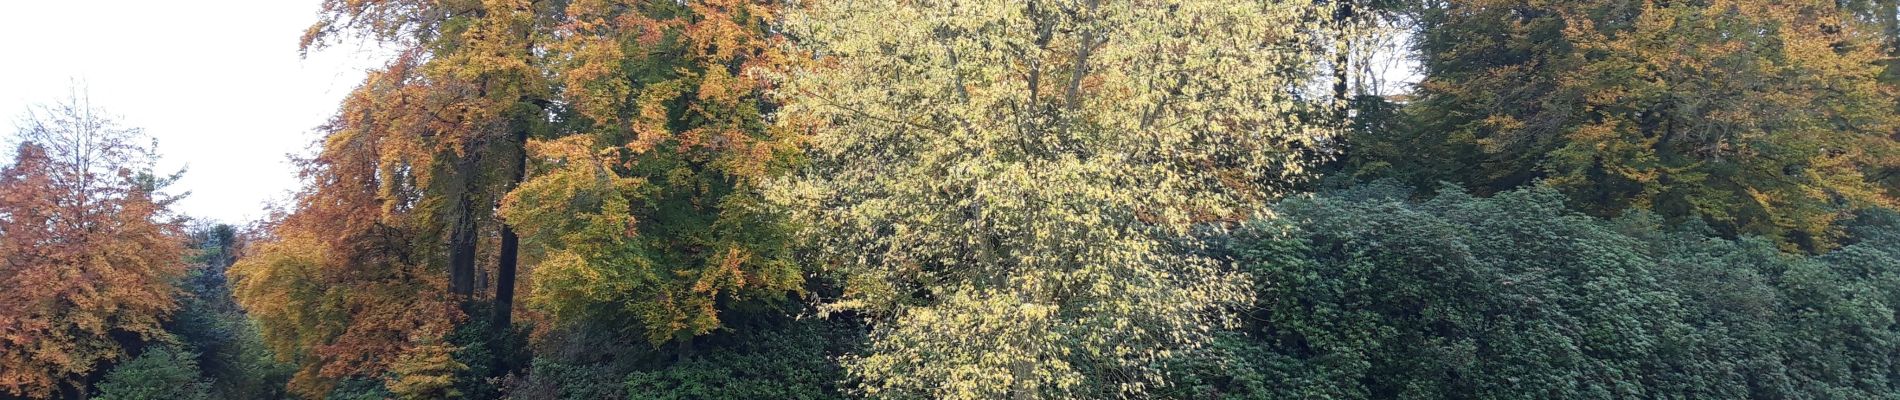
[4,0,1900,399]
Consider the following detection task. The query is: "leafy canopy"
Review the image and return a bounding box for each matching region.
[771,0,1339,397]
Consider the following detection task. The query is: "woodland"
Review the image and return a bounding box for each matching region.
[5,0,1900,399]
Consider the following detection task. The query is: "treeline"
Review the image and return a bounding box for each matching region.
[4,0,1900,399]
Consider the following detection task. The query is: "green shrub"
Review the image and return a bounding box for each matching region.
[94,346,211,400]
[1180,183,1900,399]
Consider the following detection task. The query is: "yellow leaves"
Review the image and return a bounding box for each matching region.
[684,0,756,62]
[561,34,633,127]
[1513,0,1900,247]
[629,80,687,154]
[384,338,467,400]
[692,247,753,295]
[774,0,1326,396]
[522,250,609,327]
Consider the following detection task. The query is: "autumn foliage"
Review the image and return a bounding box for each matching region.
[0,98,188,398]
[227,67,465,398]
[19,0,1900,399]
[500,0,803,346]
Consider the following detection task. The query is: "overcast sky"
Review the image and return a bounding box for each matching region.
[0,0,385,224]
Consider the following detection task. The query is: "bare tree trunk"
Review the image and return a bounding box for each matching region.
[1332,0,1355,108]
[493,126,526,331]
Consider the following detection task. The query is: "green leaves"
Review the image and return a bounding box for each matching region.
[1195,182,1900,399]
[94,346,211,400]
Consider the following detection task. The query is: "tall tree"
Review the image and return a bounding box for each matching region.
[771,0,1339,397]
[241,3,560,396]
[1388,0,1900,249]
[301,0,555,313]
[0,94,189,398]
[498,0,804,350]
[229,67,464,398]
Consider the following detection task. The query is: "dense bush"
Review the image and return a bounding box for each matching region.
[1182,183,1900,399]
[622,316,859,400]
[505,311,860,400]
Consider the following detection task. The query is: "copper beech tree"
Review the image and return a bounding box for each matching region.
[0,94,188,398]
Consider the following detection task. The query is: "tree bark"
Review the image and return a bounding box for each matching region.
[1332,0,1355,107]
[493,126,527,331]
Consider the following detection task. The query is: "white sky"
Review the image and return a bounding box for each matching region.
[0,0,387,224]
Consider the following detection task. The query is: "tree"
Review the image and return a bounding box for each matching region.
[254,1,813,396]
[1385,0,1900,250]
[498,0,804,349]
[770,0,1339,397]
[229,70,465,397]
[93,345,212,400]
[166,222,294,399]
[232,1,564,396]
[301,0,556,320]
[0,93,189,398]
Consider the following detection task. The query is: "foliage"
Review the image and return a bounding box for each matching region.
[93,345,212,400]
[1369,0,1900,250]
[46,0,1900,398]
[499,0,805,349]
[168,223,293,399]
[501,300,858,400]
[512,357,631,400]
[323,379,395,400]
[227,100,466,398]
[1182,181,1900,398]
[233,1,564,397]
[770,0,1340,397]
[385,339,468,399]
[621,315,860,400]
[0,94,189,398]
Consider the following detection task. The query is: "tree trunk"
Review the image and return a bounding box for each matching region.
[493,126,527,331]
[448,153,480,300]
[1332,0,1355,107]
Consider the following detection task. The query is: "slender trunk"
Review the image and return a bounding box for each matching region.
[493,126,527,331]
[1332,0,1354,108]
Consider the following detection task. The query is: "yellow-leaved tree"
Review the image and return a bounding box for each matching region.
[770,0,1338,397]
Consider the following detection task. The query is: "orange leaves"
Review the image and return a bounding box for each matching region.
[233,219,463,398]
[629,79,686,154]
[683,0,762,62]
[0,108,188,398]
